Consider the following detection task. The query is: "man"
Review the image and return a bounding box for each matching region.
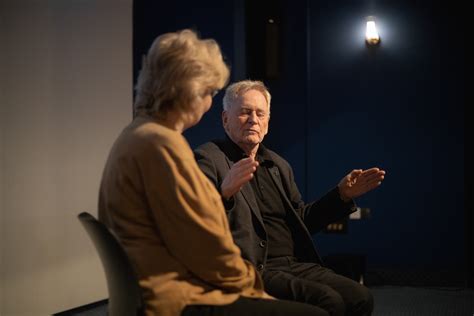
[194,80,385,316]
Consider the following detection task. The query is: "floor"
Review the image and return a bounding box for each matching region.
[57,286,474,315]
[371,286,473,315]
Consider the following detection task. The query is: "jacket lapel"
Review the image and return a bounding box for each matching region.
[268,164,323,262]
[223,156,265,227]
[240,183,264,226]
[268,166,294,211]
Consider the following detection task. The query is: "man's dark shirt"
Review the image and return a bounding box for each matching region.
[225,136,295,258]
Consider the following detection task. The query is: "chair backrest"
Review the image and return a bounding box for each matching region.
[78,212,144,316]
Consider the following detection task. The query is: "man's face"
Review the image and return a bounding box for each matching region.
[223,89,270,148]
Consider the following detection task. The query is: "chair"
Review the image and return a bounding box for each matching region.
[78,212,144,316]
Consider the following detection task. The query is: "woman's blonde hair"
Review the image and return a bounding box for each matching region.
[134,29,230,116]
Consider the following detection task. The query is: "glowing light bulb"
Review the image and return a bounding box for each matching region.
[365,17,380,45]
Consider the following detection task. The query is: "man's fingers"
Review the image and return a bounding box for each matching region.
[232,158,258,175]
[234,173,254,187]
[360,168,385,181]
[363,172,385,183]
[366,180,382,191]
[234,157,259,168]
[350,169,363,177]
[226,159,258,191]
[233,165,257,184]
[231,164,257,180]
[360,168,381,177]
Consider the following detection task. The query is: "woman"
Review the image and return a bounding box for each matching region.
[98,29,327,316]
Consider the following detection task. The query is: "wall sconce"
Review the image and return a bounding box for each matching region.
[365,16,381,46]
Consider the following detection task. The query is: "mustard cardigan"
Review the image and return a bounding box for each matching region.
[98,115,266,316]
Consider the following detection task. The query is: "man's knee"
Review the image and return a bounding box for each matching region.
[318,290,345,316]
[350,286,374,315]
[323,285,373,316]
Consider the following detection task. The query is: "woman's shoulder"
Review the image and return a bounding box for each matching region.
[130,117,192,158]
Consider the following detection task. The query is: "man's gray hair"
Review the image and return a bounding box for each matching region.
[222,80,271,112]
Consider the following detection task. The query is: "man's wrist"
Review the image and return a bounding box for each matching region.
[221,195,234,210]
[220,184,231,200]
[337,186,351,202]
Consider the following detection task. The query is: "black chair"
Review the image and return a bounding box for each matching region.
[78,212,144,316]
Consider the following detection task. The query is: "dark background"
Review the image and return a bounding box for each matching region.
[133,0,469,287]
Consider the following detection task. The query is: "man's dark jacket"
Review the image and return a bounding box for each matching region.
[194,138,356,271]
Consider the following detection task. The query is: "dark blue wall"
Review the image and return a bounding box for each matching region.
[133,0,466,276]
[133,0,239,148]
[306,0,464,272]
